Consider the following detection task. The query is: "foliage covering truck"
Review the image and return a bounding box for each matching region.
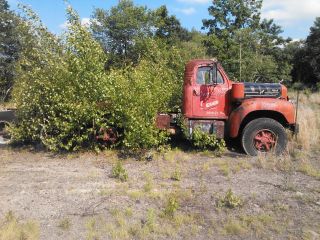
[0,59,298,155]
[156,59,298,156]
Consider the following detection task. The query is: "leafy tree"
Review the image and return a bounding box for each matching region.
[179,29,207,62]
[258,19,293,83]
[91,0,152,67]
[202,0,262,58]
[292,17,320,87]
[152,5,191,44]
[305,17,320,86]
[202,0,262,80]
[202,0,293,83]
[0,0,21,101]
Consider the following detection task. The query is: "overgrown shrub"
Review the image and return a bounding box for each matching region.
[191,127,226,154]
[13,6,109,151]
[12,6,185,151]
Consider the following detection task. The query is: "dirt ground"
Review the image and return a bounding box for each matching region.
[0,145,319,240]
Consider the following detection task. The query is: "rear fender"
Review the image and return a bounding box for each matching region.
[227,98,295,138]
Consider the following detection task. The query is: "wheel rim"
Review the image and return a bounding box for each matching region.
[0,122,11,144]
[253,129,277,152]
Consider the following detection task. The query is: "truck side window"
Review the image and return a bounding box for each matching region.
[196,66,224,85]
[196,66,213,85]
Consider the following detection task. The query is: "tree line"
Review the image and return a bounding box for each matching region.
[1,0,320,97]
[0,0,319,150]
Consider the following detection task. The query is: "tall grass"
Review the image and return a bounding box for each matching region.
[293,92,320,151]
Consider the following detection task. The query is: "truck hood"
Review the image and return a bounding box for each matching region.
[244,82,282,98]
[231,82,288,101]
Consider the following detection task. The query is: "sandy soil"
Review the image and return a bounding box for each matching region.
[0,146,319,240]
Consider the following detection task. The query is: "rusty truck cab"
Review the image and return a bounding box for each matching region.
[182,59,232,138]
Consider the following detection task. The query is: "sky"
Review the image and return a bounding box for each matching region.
[7,0,320,40]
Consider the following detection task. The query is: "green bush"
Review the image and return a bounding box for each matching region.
[13,6,109,151]
[12,6,185,151]
[217,189,243,209]
[191,127,226,154]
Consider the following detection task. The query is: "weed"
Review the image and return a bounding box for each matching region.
[171,168,182,181]
[163,194,179,218]
[58,218,71,231]
[217,189,242,208]
[111,161,128,182]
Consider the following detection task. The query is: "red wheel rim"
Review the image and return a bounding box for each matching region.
[253,129,277,152]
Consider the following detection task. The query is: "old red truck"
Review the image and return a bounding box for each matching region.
[0,59,298,155]
[157,59,298,156]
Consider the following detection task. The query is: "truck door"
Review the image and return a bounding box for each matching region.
[192,64,229,119]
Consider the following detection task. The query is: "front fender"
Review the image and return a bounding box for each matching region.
[227,98,296,138]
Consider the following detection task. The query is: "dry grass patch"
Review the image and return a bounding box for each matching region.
[298,161,320,179]
[0,211,40,240]
[209,158,253,177]
[291,91,320,151]
[57,218,71,231]
[221,213,277,237]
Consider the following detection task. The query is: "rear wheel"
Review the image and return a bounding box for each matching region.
[0,121,12,145]
[241,118,287,156]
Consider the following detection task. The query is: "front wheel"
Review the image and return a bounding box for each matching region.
[241,118,287,156]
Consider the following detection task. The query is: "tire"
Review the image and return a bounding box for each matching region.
[241,118,287,156]
[0,121,12,145]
